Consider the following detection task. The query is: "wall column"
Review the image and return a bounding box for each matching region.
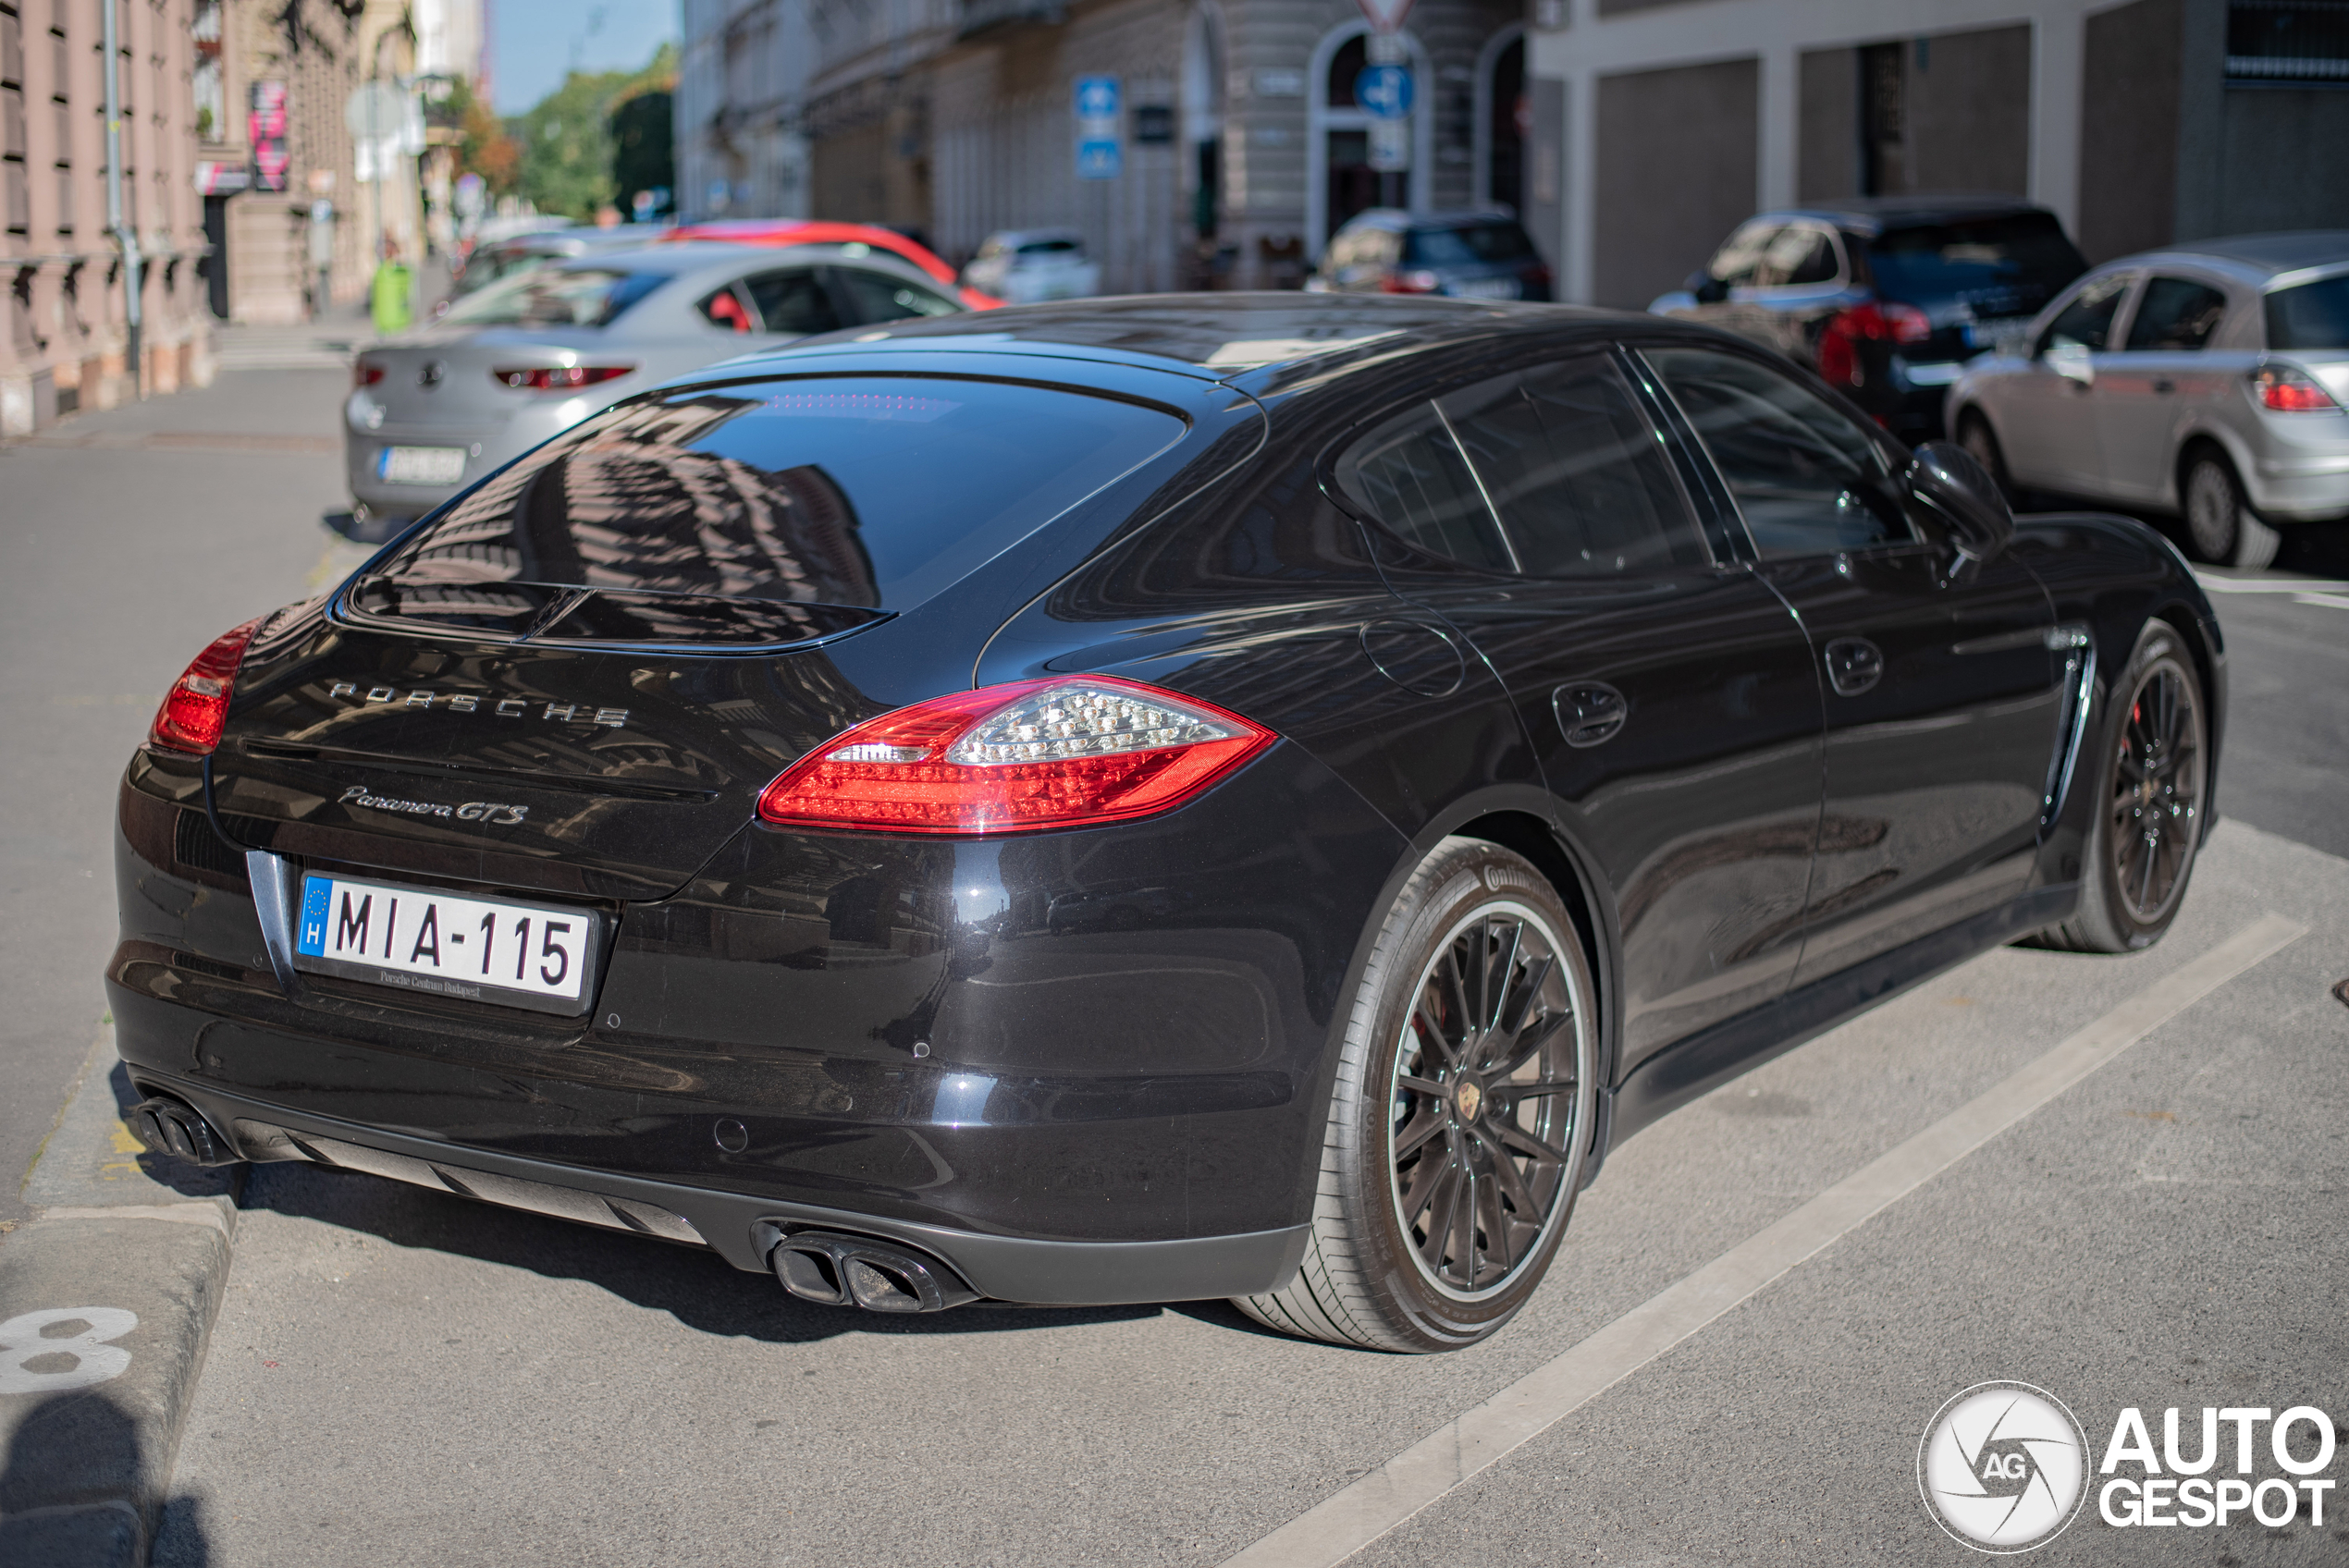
[2028,6,2084,234]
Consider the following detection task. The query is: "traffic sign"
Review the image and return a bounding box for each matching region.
[1076,138,1124,180]
[1358,65,1414,119]
[1074,76,1121,124]
[344,80,405,142]
[1354,0,1416,34]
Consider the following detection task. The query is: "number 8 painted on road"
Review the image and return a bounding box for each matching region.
[0,1307,138,1394]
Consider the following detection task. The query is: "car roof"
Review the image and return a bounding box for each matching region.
[715,292,1647,386]
[2112,230,2349,282]
[535,240,936,281]
[1338,207,1526,233]
[1759,193,2054,235]
[987,227,1085,246]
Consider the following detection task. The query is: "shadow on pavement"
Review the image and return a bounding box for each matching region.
[238,1159,1165,1345]
[0,1385,211,1567]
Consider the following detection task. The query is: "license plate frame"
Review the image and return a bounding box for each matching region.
[377,445,467,486]
[293,872,602,1016]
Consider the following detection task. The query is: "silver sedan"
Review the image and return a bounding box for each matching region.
[1946,231,2349,568]
[345,241,965,531]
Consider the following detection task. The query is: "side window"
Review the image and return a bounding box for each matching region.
[1646,347,1914,557]
[1334,401,1516,572]
[2035,274,2132,356]
[2126,276,2230,351]
[1760,226,1839,288]
[744,268,843,336]
[830,267,962,324]
[1441,358,1705,576]
[698,285,754,334]
[1706,221,1782,288]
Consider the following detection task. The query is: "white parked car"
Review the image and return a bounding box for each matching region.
[1945,231,2349,568]
[961,229,1101,304]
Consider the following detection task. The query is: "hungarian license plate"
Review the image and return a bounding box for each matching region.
[377,445,466,485]
[293,873,598,1015]
[1448,276,1521,300]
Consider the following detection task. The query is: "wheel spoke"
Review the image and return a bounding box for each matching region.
[1399,1145,1453,1226]
[1478,1163,1517,1276]
[1497,953,1556,1039]
[1486,921,1523,1034]
[1438,949,1474,1056]
[1502,1076,1579,1099]
[1412,987,1463,1067]
[1496,1120,1568,1168]
[1394,1109,1448,1159]
[1470,1122,1546,1218]
[1491,1009,1571,1081]
[1396,1073,1448,1099]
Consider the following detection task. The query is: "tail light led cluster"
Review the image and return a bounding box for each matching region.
[493,364,635,392]
[150,619,262,754]
[353,361,386,387]
[1817,301,1933,386]
[757,677,1275,836]
[2253,365,2341,412]
[1382,270,1443,295]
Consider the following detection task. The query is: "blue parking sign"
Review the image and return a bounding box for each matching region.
[1358,65,1414,119]
[1076,138,1124,179]
[1075,76,1121,123]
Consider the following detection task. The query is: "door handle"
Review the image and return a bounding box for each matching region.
[1552,680,1628,748]
[2153,378,2176,395]
[1824,637,1884,697]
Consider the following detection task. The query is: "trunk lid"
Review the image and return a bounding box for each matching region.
[211,600,882,901]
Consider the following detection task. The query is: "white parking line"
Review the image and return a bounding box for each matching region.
[1217,913,2306,1568]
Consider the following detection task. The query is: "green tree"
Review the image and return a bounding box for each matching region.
[511,43,679,222]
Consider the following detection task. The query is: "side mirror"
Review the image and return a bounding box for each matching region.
[2043,341,2094,386]
[1692,276,1731,305]
[1909,440,2014,562]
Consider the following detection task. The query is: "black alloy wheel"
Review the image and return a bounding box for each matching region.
[2035,621,2208,953]
[1237,838,1596,1351]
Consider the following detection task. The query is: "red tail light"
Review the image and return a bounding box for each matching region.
[757,677,1276,836]
[1382,270,1442,295]
[492,364,636,391]
[353,361,385,388]
[2254,365,2341,412]
[1817,302,1934,386]
[150,619,263,754]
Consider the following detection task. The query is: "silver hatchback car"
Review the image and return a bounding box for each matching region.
[1946,231,2349,568]
[345,241,964,532]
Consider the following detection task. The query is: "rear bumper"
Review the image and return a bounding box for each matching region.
[2244,447,2349,523]
[116,1066,1310,1302]
[108,738,1407,1292]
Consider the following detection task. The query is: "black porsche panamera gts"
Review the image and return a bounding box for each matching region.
[112,296,2221,1352]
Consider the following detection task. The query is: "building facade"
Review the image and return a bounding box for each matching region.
[677,0,815,224]
[2,0,214,431]
[1529,0,2349,309]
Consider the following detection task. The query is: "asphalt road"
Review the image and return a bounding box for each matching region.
[6,372,2347,1564]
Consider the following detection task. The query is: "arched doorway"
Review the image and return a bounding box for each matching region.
[1307,22,1432,259]
[1476,27,1526,214]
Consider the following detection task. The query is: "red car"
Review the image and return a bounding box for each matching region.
[666,221,1002,310]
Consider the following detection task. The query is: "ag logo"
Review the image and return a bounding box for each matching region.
[1918,1381,2089,1552]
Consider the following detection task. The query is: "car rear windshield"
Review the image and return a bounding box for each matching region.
[1403,223,1536,267]
[439,267,667,328]
[2266,275,2349,350]
[1862,213,2086,318]
[357,376,1187,638]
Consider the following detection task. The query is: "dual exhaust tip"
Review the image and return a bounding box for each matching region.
[770,1230,978,1314]
[126,1096,240,1168]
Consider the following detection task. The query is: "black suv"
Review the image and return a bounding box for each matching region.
[1652,196,2087,442]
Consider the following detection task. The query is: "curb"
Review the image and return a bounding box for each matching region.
[1,1023,241,1567]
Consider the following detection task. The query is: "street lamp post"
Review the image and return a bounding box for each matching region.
[103,0,143,398]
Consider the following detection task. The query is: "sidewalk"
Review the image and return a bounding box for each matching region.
[206,255,455,374]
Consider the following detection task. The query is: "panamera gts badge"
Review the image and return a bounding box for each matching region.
[340,785,528,826]
[326,682,627,728]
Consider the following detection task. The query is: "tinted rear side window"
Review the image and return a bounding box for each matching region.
[439,267,665,328]
[1404,223,1536,266]
[1863,212,2086,317]
[369,378,1187,620]
[2267,275,2349,350]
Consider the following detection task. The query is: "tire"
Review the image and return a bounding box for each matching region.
[1956,410,2016,504]
[2182,447,2281,570]
[1236,838,1598,1352]
[2035,621,2209,953]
